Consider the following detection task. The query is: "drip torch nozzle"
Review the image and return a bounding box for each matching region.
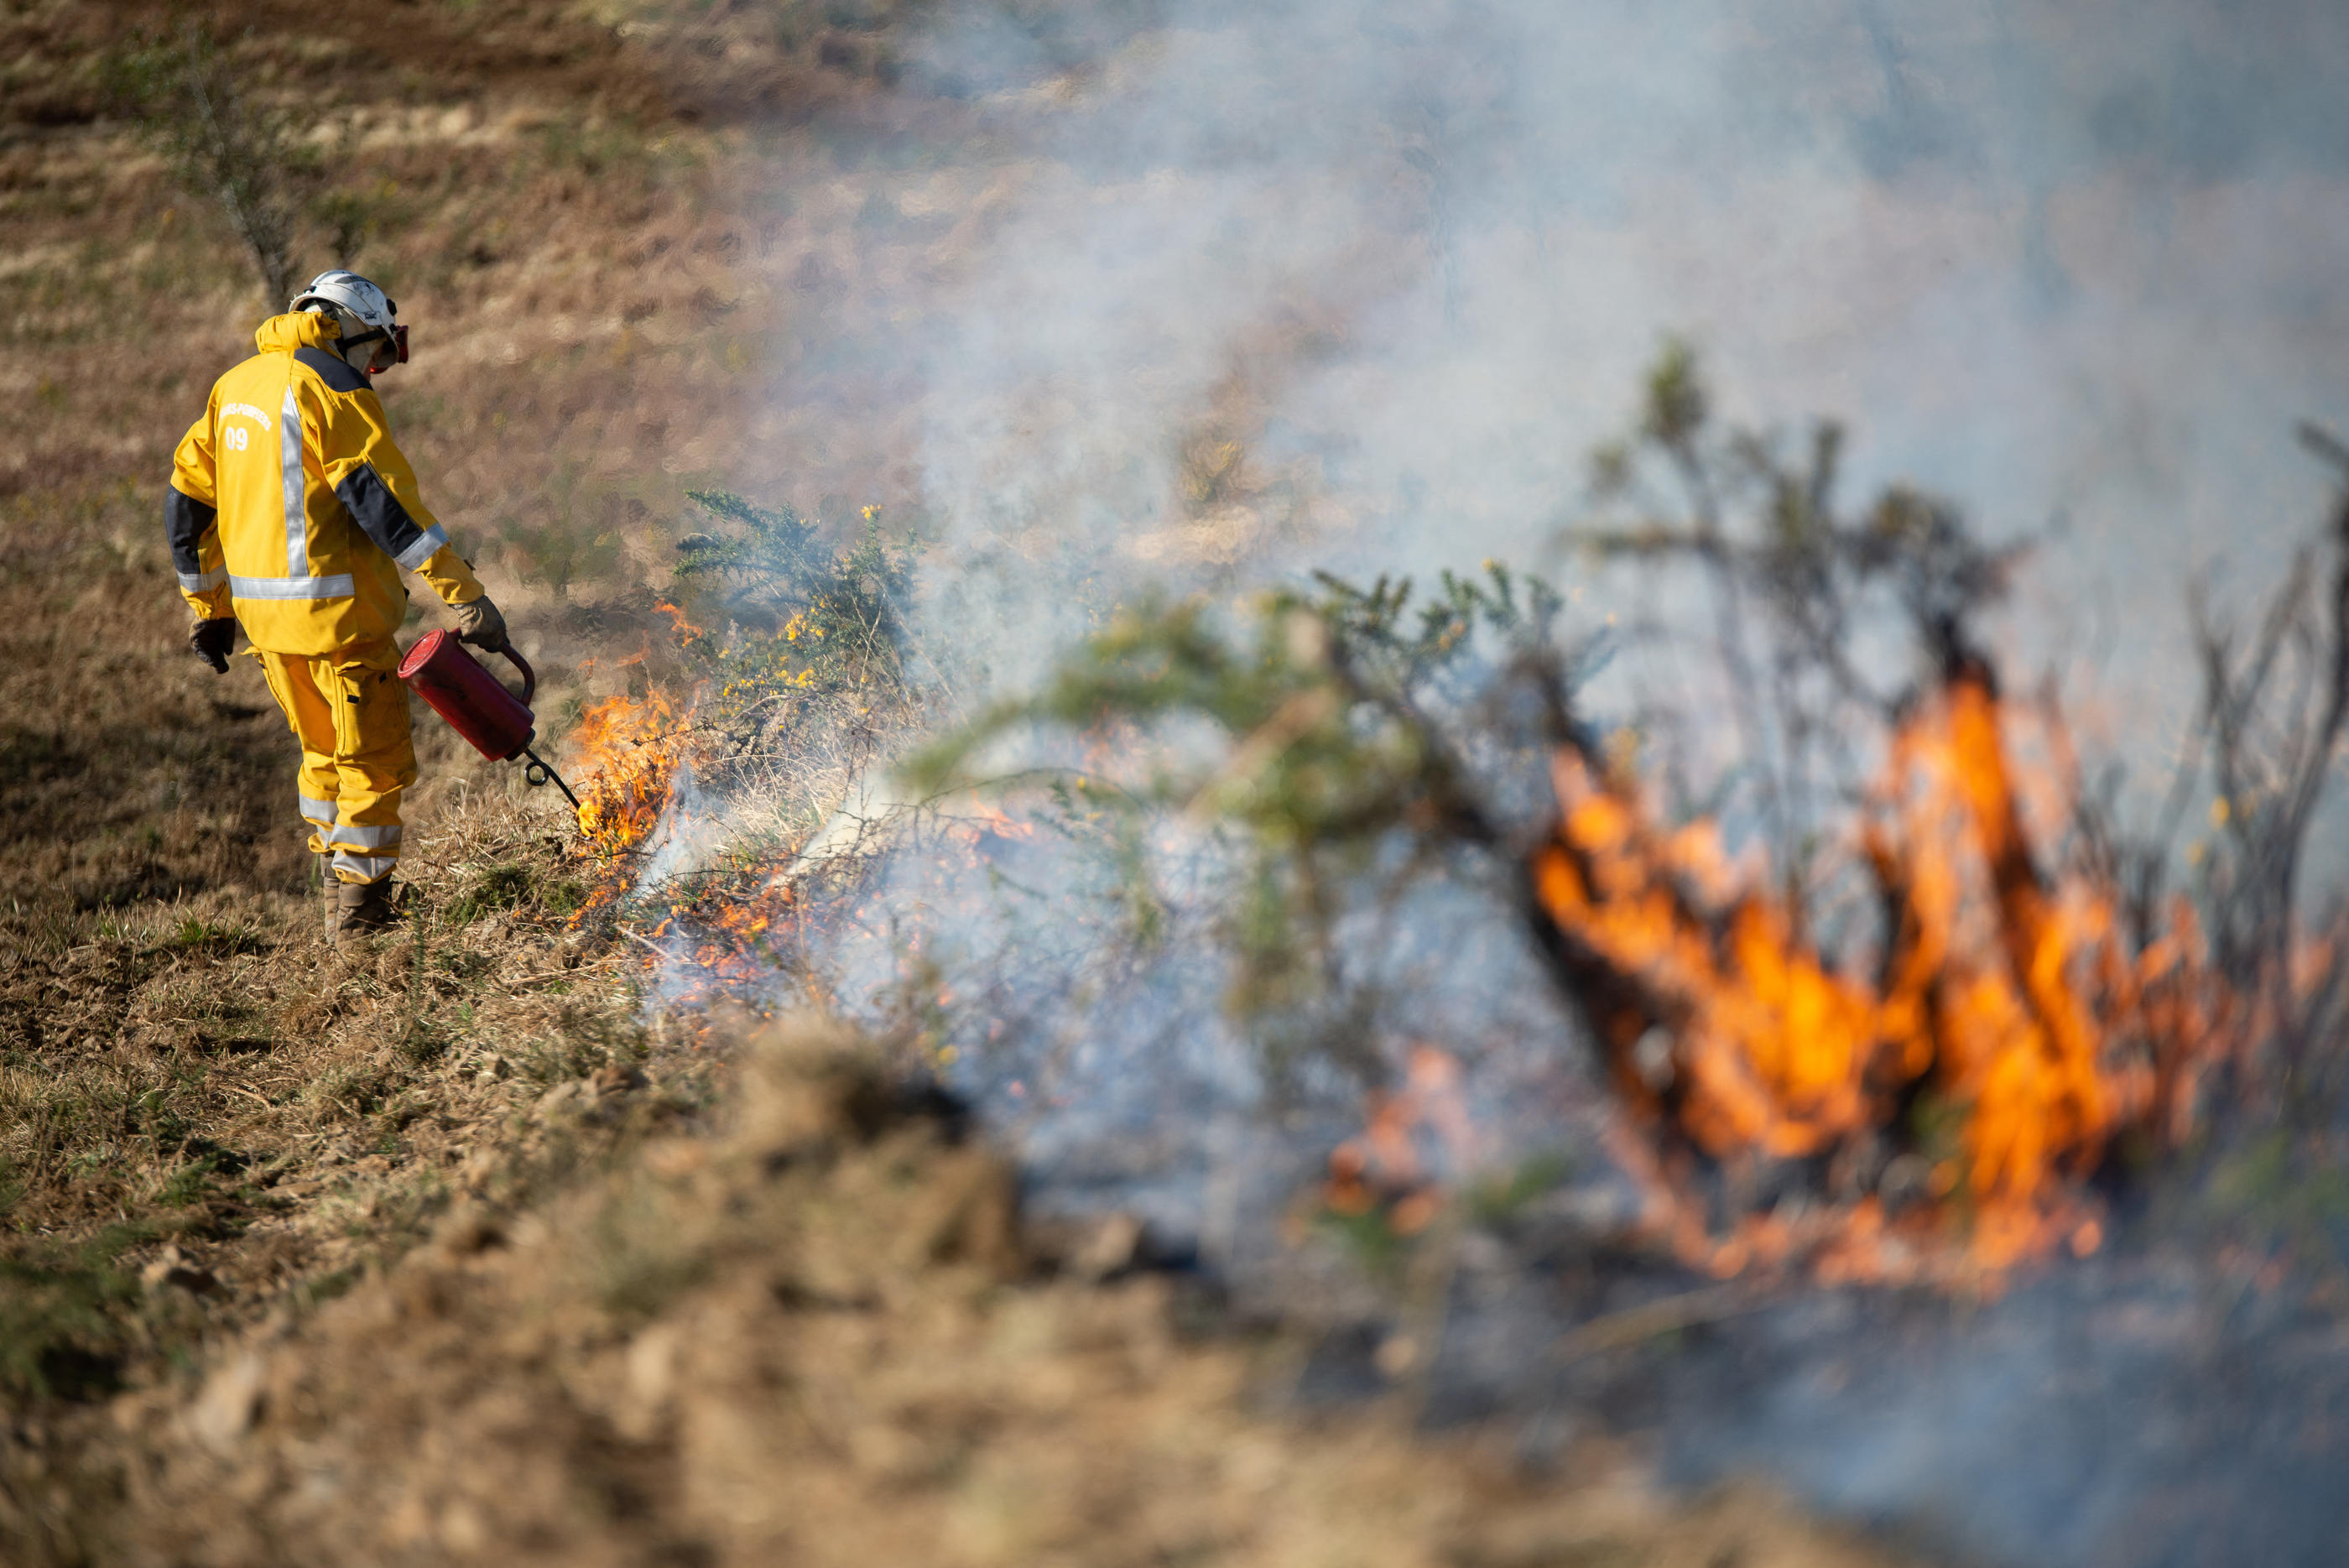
[523,747,582,811]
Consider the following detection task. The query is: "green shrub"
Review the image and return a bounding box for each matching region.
[909,563,1574,1029]
[672,489,919,698]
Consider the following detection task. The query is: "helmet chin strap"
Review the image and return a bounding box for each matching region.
[334,324,390,371]
[299,304,397,374]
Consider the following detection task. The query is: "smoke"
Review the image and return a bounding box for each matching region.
[1661,1258,2349,1567]
[680,3,2349,1559]
[817,0,2349,725]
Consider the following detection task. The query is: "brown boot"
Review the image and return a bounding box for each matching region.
[332,878,400,944]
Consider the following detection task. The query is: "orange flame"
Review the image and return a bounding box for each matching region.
[570,690,681,861]
[1529,664,2227,1283]
[1325,1044,1480,1237]
[942,795,1040,847]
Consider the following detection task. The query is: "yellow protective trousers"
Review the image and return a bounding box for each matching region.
[252,640,415,884]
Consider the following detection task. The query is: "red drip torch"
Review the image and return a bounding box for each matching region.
[398,630,581,814]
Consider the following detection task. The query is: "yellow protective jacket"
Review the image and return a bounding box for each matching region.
[166,312,483,656]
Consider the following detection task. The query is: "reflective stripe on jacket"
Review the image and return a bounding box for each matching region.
[166,311,483,656]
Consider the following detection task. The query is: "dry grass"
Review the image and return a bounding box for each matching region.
[0,0,930,1413]
[50,1016,1907,1568]
[0,791,674,1380]
[0,0,817,1370]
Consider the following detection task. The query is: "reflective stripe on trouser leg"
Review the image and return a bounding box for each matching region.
[254,642,414,884]
[299,792,337,856]
[327,820,401,884]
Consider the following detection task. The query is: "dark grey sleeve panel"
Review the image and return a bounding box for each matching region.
[336,461,451,572]
[166,485,218,578]
[294,345,371,394]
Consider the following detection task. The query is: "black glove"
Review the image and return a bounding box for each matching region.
[453,595,509,652]
[190,617,237,675]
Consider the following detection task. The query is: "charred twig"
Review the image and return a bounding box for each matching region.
[1576,348,2023,945]
[2181,430,2349,1107]
[1550,1284,1763,1364]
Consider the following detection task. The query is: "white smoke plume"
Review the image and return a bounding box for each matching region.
[843,0,2349,717]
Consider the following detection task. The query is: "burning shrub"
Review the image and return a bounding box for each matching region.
[910,350,2349,1287]
[1529,661,2221,1279]
[568,489,921,835]
[556,358,2344,1294]
[562,487,927,966]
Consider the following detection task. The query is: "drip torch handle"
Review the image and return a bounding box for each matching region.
[499,644,536,708]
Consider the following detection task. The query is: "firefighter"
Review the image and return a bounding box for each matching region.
[166,269,508,940]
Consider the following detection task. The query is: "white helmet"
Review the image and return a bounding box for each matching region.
[289,269,408,373]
